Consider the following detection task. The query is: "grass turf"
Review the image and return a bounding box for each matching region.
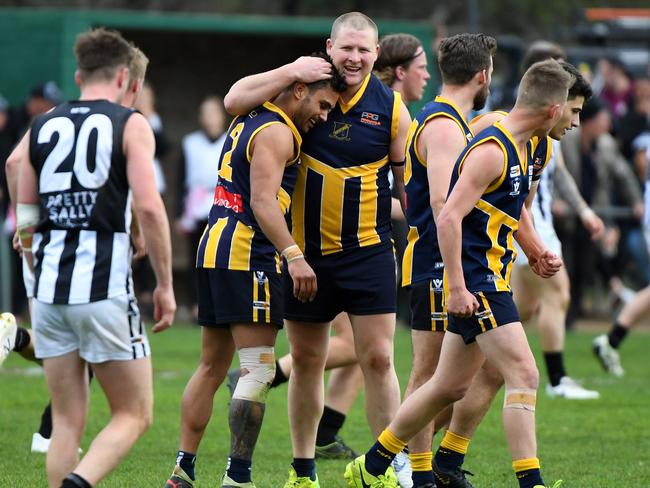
[1,323,649,487]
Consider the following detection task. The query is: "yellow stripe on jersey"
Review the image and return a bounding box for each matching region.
[494,121,528,177]
[391,91,401,142]
[401,226,419,286]
[202,217,229,268]
[475,199,519,292]
[295,154,388,254]
[252,274,259,322]
[195,224,210,267]
[339,74,371,114]
[403,120,418,185]
[264,277,271,323]
[457,136,508,194]
[262,101,303,153]
[228,220,254,270]
[478,291,497,331]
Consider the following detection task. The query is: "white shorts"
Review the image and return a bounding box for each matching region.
[32,294,150,363]
[22,256,34,299]
[514,214,562,268]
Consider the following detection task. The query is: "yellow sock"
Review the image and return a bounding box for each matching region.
[440,430,470,455]
[377,429,407,455]
[512,457,540,473]
[409,452,433,472]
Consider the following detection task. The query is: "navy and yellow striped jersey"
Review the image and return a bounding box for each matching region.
[291,74,401,257]
[196,102,302,273]
[401,96,473,287]
[449,121,550,292]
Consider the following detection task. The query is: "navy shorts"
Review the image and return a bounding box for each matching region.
[409,279,447,332]
[447,291,520,344]
[284,242,396,323]
[197,267,283,328]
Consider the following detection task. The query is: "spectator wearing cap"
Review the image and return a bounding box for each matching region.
[6,81,62,143]
[558,98,646,321]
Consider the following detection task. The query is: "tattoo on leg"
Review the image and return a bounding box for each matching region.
[229,398,265,459]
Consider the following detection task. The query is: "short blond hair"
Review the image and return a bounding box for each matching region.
[129,45,149,82]
[517,59,574,109]
[331,12,378,43]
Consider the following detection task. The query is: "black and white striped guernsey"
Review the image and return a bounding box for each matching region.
[29,99,135,304]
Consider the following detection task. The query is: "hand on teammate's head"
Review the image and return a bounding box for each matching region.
[292,56,333,84]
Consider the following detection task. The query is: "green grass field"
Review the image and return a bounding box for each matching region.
[1,323,649,487]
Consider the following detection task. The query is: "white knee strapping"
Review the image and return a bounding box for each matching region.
[503,388,537,411]
[232,346,276,403]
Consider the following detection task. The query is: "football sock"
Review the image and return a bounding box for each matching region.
[176,450,196,480]
[434,430,469,472]
[13,327,30,352]
[513,457,543,488]
[608,323,628,349]
[410,451,434,486]
[60,473,92,488]
[270,360,288,388]
[292,458,316,481]
[227,456,252,483]
[316,406,346,446]
[543,352,566,387]
[364,429,406,477]
[38,403,53,438]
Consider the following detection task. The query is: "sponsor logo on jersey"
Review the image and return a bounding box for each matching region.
[330,122,351,141]
[214,185,244,213]
[510,166,521,177]
[360,111,381,126]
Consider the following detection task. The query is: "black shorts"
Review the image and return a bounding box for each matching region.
[409,279,447,332]
[284,242,396,323]
[447,291,520,344]
[197,267,283,328]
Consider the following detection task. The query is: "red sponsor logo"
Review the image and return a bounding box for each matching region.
[360,111,381,126]
[214,185,244,213]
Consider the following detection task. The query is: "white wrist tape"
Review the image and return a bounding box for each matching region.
[16,203,40,230]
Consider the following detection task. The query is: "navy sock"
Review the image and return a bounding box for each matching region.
[364,440,397,477]
[608,323,628,349]
[543,351,566,387]
[316,406,346,446]
[412,470,435,486]
[176,450,196,481]
[516,468,544,488]
[227,456,252,483]
[434,447,465,472]
[60,473,92,488]
[271,360,288,388]
[38,403,53,438]
[292,458,316,481]
[13,327,31,351]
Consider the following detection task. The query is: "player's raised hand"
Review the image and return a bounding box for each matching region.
[529,249,562,278]
[151,284,176,333]
[447,287,479,318]
[288,258,318,303]
[291,56,334,84]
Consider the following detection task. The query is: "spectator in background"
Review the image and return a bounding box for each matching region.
[177,96,227,317]
[594,57,634,121]
[6,81,62,143]
[133,82,170,317]
[617,77,650,165]
[1,95,12,216]
[558,97,644,323]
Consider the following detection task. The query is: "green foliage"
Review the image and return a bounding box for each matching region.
[1,325,649,486]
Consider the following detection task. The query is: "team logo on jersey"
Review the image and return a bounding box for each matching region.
[360,112,381,126]
[255,271,268,285]
[509,177,521,196]
[330,122,351,141]
[432,279,443,290]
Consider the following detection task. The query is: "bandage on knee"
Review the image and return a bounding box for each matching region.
[232,346,276,403]
[503,388,536,411]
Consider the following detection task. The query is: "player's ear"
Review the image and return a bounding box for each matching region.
[293,82,307,100]
[395,65,406,81]
[326,38,333,56]
[74,70,83,88]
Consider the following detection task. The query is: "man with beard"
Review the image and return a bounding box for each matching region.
[398,33,496,488]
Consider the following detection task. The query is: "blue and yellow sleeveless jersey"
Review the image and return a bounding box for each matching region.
[291,74,401,257]
[401,96,473,287]
[448,121,550,292]
[196,102,302,273]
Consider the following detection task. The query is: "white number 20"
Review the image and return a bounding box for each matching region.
[38,114,113,193]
